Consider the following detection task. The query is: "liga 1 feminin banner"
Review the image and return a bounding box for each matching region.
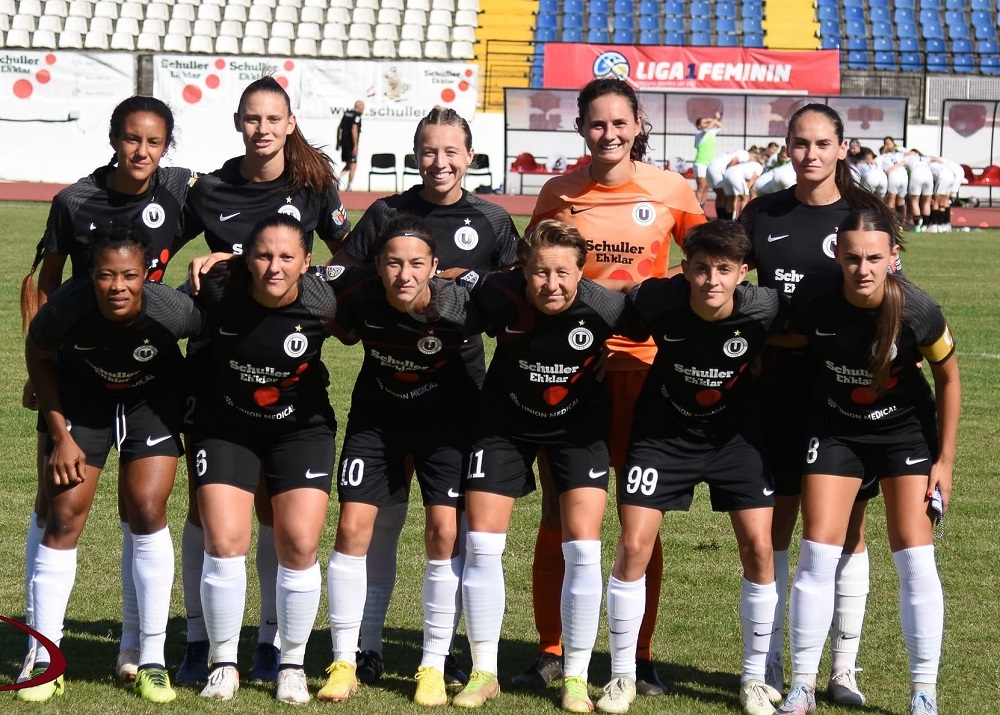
[543,45,841,94]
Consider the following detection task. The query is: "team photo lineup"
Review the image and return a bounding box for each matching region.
[11,74,960,715]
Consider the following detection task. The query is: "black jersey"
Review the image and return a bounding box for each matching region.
[194,261,337,430]
[630,278,785,438]
[42,165,195,283]
[338,109,362,147]
[344,186,518,273]
[316,265,478,424]
[791,274,954,438]
[183,157,350,256]
[29,279,201,397]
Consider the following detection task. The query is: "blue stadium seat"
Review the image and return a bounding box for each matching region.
[562,27,583,42]
[900,37,920,52]
[744,32,765,47]
[613,27,634,43]
[944,0,965,8]
[539,0,557,13]
[563,13,584,29]
[690,2,709,16]
[717,32,738,46]
[898,22,918,39]
[954,54,975,73]
[665,30,685,44]
[663,1,683,15]
[818,5,838,21]
[845,7,865,22]
[919,0,940,8]
[665,17,684,32]
[742,3,763,19]
[717,2,736,18]
[820,35,841,49]
[918,9,938,24]
[948,24,971,40]
[536,27,557,42]
[639,15,659,31]
[691,17,711,33]
[874,37,894,51]
[843,0,863,7]
[869,0,890,8]
[896,0,916,8]
[613,14,633,30]
[846,36,869,51]
[639,0,658,15]
[847,51,869,69]
[846,19,865,37]
[590,0,609,13]
[970,0,991,9]
[922,23,945,41]
[926,38,946,52]
[639,29,659,44]
[870,6,889,23]
[717,18,736,33]
[944,10,966,26]
[974,23,997,42]
[894,9,916,25]
[537,12,557,28]
[613,0,633,15]
[816,0,838,7]
[589,13,609,30]
[874,51,898,69]
[926,53,947,71]
[820,19,839,37]
[901,52,923,70]
[978,39,999,54]
[953,38,973,53]
[872,22,893,38]
[690,32,711,45]
[981,55,1000,74]
[588,28,609,42]
[742,18,762,34]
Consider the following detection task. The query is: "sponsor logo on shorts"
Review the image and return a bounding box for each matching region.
[588,469,608,479]
[142,202,165,229]
[447,488,461,498]
[632,202,656,227]
[146,435,172,447]
[905,456,929,465]
[454,224,479,251]
[763,487,775,496]
[568,326,594,351]
[88,222,97,230]
[284,331,308,358]
[219,212,240,222]
[305,469,328,479]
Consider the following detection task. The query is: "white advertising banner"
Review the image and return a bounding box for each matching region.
[0,51,135,182]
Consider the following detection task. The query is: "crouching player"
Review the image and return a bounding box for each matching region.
[596,221,788,715]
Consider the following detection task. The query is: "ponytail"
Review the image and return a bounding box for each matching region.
[870,273,904,395]
[20,241,45,333]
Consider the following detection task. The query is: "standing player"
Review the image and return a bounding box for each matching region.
[336,99,365,191]
[331,107,518,688]
[522,77,705,696]
[316,215,477,707]
[693,112,723,206]
[777,207,958,715]
[596,221,784,715]
[18,225,202,703]
[188,215,338,704]
[176,76,350,686]
[18,95,195,684]
[739,103,897,704]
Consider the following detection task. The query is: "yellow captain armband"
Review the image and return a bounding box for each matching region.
[919,324,955,364]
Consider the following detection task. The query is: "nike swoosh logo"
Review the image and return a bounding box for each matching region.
[505,326,526,334]
[74,344,98,351]
[364,320,385,329]
[815,329,836,337]
[305,470,329,479]
[767,234,789,242]
[219,212,241,222]
[905,457,929,465]
[569,206,595,214]
[753,630,774,637]
[447,488,460,498]
[763,487,775,496]
[662,336,685,342]
[588,469,608,479]
[146,435,172,446]
[89,222,97,230]
[219,328,239,336]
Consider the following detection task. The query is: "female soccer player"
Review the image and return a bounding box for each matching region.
[332,107,518,688]
[19,224,202,704]
[693,112,723,206]
[317,215,477,707]
[177,76,351,685]
[777,207,958,715]
[447,220,642,713]
[522,77,705,696]
[596,221,785,715]
[189,214,337,704]
[19,95,195,683]
[739,103,897,704]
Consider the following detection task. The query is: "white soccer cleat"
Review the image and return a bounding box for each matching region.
[200,665,240,701]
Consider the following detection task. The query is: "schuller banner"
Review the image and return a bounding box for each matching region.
[544,45,840,94]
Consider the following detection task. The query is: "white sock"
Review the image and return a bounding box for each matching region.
[32,545,77,664]
[360,502,406,655]
[181,520,208,642]
[892,545,942,685]
[132,527,174,666]
[560,540,602,680]
[277,563,321,667]
[462,531,506,675]
[24,510,44,651]
[741,578,778,682]
[789,540,842,677]
[831,549,869,672]
[606,575,644,680]
[769,548,789,665]
[201,553,246,665]
[420,557,461,670]
[327,550,367,663]
[256,525,280,648]
[120,522,140,651]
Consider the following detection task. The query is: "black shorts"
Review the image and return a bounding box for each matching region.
[190,423,336,496]
[42,390,184,469]
[464,432,610,498]
[803,427,935,482]
[340,143,357,165]
[337,420,466,508]
[622,430,774,512]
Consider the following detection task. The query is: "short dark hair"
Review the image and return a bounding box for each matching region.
[682,220,750,264]
[376,213,437,256]
[87,220,152,272]
[247,213,310,255]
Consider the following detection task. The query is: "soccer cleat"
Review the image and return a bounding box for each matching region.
[444,652,469,687]
[596,675,637,714]
[356,649,385,685]
[17,646,36,684]
[828,669,865,706]
[250,643,281,683]
[16,667,64,702]
[910,690,938,715]
[451,670,500,708]
[765,652,784,693]
[414,665,448,707]
[317,661,358,702]
[116,646,140,680]
[740,679,781,715]
[511,652,562,689]
[135,666,177,703]
[200,665,240,700]
[561,675,594,713]
[275,668,310,705]
[175,640,210,684]
[776,683,816,715]
[634,658,666,696]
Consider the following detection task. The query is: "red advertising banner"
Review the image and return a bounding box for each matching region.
[543,45,840,94]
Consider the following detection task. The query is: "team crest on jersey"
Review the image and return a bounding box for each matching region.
[142,202,165,229]
[332,205,347,226]
[723,333,748,358]
[322,265,346,281]
[454,225,479,251]
[568,327,594,351]
[279,204,302,221]
[632,202,656,227]
[822,232,838,259]
[417,335,443,355]
[871,341,898,361]
[284,332,309,358]
[133,343,158,362]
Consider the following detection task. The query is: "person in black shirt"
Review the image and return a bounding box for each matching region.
[19,225,201,704]
[336,100,364,191]
[777,208,958,715]
[189,215,338,704]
